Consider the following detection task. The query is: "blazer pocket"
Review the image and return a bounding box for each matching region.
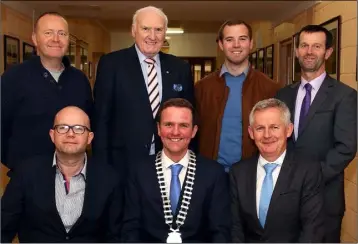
[315,108,333,114]
[280,190,298,196]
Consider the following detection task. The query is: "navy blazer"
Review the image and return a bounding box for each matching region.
[121,153,230,243]
[230,151,324,242]
[275,75,357,216]
[1,154,123,243]
[92,45,194,177]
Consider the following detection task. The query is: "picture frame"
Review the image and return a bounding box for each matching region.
[320,16,341,81]
[88,61,92,79]
[292,32,301,83]
[257,48,265,73]
[4,35,20,71]
[249,51,257,69]
[264,44,274,79]
[22,42,35,62]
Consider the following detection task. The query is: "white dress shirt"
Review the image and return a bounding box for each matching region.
[256,150,286,217]
[294,72,326,139]
[162,150,189,196]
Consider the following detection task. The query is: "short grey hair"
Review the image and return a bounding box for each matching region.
[249,98,291,126]
[132,6,168,29]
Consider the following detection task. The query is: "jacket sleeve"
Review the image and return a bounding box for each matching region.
[230,170,245,243]
[181,61,195,107]
[208,169,231,242]
[298,160,325,242]
[321,89,357,183]
[91,55,114,165]
[1,165,25,243]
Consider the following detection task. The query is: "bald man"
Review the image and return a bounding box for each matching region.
[92,6,194,178]
[1,106,122,243]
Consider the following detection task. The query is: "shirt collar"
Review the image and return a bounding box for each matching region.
[135,44,160,64]
[220,63,249,77]
[258,150,286,168]
[300,71,326,91]
[52,152,88,179]
[162,150,190,170]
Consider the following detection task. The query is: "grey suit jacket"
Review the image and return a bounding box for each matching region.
[275,74,357,215]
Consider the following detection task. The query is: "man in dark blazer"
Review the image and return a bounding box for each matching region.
[122,98,230,242]
[1,12,93,174]
[230,98,324,243]
[1,106,122,243]
[92,6,194,178]
[275,25,357,242]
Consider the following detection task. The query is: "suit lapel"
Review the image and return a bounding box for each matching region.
[159,52,173,102]
[297,75,334,137]
[265,152,294,226]
[247,155,262,229]
[285,83,300,142]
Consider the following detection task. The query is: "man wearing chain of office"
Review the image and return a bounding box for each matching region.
[121,98,230,242]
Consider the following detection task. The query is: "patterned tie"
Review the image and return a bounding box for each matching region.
[259,163,278,228]
[144,58,160,118]
[298,83,312,133]
[170,164,183,214]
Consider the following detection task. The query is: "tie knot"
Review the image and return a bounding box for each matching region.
[144,58,155,65]
[304,83,312,92]
[170,164,183,176]
[263,163,278,175]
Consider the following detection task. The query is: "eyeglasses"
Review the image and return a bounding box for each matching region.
[53,124,91,134]
[43,30,69,38]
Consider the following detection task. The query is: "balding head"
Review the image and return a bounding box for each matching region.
[50,106,93,157]
[54,106,90,129]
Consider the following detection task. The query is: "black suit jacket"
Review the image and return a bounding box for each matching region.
[1,154,123,243]
[92,45,194,176]
[275,75,357,216]
[121,153,230,243]
[230,151,324,242]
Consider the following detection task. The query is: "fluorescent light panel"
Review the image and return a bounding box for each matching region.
[167,28,184,34]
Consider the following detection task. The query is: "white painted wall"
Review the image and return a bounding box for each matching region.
[110,32,218,57]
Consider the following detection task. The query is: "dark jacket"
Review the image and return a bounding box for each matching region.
[1,154,123,243]
[1,56,93,171]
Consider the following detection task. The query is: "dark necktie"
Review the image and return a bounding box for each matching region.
[298,83,312,133]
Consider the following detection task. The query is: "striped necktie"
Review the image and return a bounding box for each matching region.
[144,58,160,118]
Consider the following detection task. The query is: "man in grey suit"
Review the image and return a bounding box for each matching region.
[276,24,357,243]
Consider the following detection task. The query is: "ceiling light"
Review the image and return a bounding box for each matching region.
[166,28,184,34]
[165,36,171,40]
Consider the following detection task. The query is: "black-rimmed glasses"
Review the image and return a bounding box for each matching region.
[53,124,91,134]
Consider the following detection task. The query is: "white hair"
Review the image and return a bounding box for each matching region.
[132,6,168,29]
[249,98,291,126]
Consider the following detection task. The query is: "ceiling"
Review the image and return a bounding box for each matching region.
[4,1,319,32]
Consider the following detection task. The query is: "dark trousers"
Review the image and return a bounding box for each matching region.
[324,214,343,243]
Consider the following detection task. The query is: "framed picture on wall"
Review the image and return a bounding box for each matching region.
[249,51,257,69]
[4,35,20,71]
[257,48,265,73]
[22,42,35,62]
[320,16,341,80]
[264,44,274,79]
[292,32,301,83]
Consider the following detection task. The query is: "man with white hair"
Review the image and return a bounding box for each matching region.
[230,98,324,242]
[92,6,194,178]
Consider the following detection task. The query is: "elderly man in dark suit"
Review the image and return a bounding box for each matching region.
[230,98,324,242]
[1,106,123,243]
[122,98,230,242]
[275,24,357,242]
[92,6,194,178]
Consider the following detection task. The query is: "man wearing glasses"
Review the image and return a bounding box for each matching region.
[1,12,93,176]
[1,106,122,242]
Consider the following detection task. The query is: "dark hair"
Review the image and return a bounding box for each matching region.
[217,19,252,42]
[296,25,333,49]
[156,98,197,126]
[34,12,66,32]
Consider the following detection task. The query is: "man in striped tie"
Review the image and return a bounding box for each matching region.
[230,98,324,242]
[92,6,194,179]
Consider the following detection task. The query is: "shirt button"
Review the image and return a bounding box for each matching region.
[66,236,69,240]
